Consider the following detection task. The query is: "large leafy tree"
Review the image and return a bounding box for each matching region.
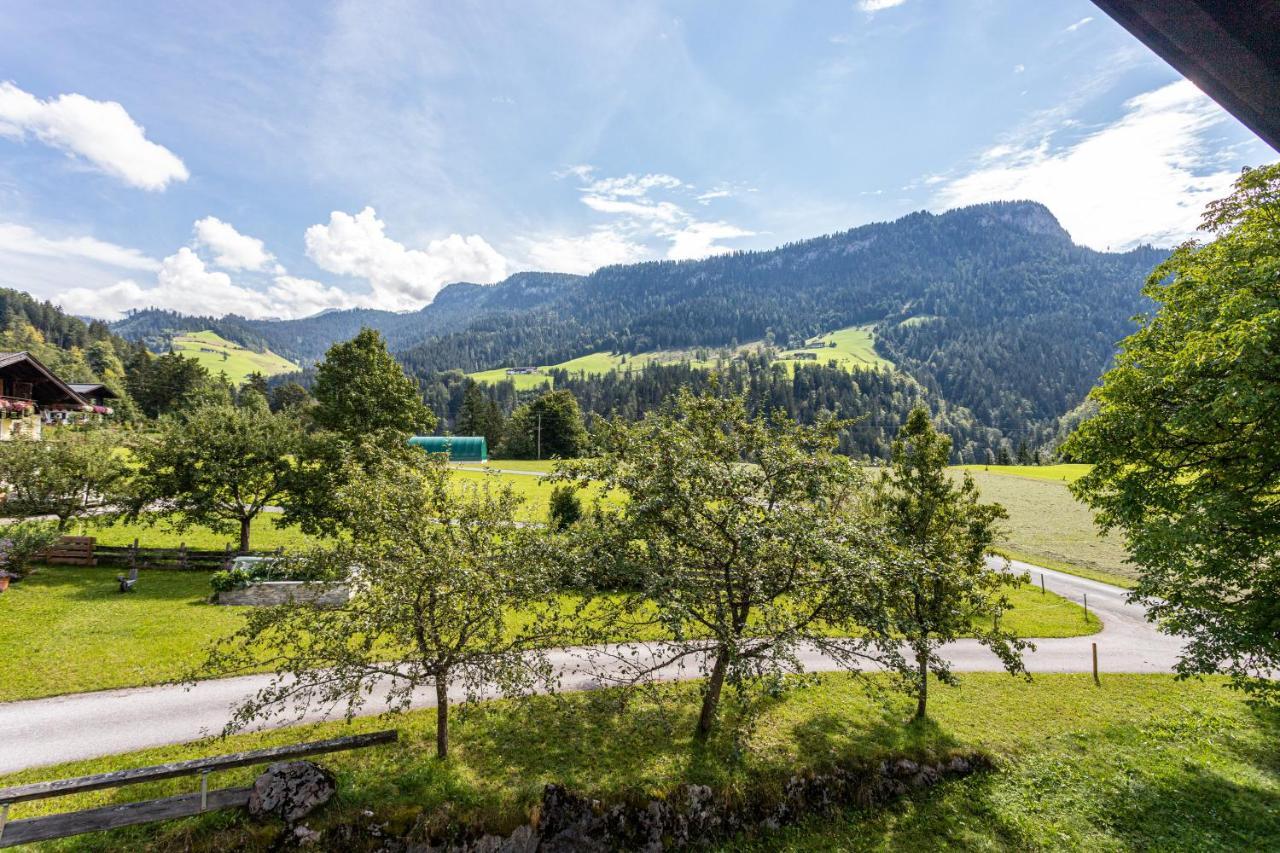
[205,451,559,759]
[1067,164,1280,701]
[311,328,434,440]
[128,403,302,551]
[874,408,1027,720]
[501,389,588,459]
[0,431,129,529]
[560,390,889,741]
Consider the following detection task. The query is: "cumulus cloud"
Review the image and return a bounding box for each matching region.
[305,207,508,310]
[0,82,188,190]
[523,229,646,274]
[666,221,755,261]
[932,80,1241,249]
[57,248,358,321]
[193,216,275,271]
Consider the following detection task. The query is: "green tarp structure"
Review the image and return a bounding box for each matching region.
[407,435,488,462]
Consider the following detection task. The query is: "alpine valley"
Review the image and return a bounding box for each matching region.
[108,201,1166,461]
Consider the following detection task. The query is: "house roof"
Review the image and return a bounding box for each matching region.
[0,351,89,406]
[1091,0,1280,152]
[69,383,120,400]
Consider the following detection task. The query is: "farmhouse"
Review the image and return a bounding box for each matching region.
[0,352,108,440]
[506,366,541,375]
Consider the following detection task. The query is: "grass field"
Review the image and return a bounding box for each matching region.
[68,513,316,552]
[171,330,298,385]
[958,469,1135,587]
[775,324,893,373]
[2,674,1274,851]
[957,463,1092,484]
[0,566,1092,703]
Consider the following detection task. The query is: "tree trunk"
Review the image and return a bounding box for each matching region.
[239,517,251,553]
[914,647,928,721]
[696,648,730,741]
[435,677,449,759]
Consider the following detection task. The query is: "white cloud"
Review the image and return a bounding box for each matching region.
[0,82,188,190]
[695,189,732,204]
[1013,64,1026,74]
[0,223,159,271]
[857,0,907,12]
[305,207,508,310]
[932,80,1241,249]
[582,172,683,198]
[666,221,754,261]
[523,229,646,274]
[57,248,358,321]
[193,216,275,271]
[1066,17,1094,32]
[581,195,686,224]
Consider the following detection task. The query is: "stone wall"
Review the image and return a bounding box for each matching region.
[216,581,350,608]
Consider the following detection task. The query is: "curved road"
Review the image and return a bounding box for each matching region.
[0,559,1181,774]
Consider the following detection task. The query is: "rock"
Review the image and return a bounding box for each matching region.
[248,760,337,824]
[892,758,919,778]
[292,824,322,846]
[946,756,972,775]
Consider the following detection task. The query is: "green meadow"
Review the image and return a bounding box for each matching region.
[171,330,298,385]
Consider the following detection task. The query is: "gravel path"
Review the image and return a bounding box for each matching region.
[0,559,1180,774]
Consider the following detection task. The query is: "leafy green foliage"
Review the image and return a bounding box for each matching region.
[875,408,1027,718]
[547,484,582,531]
[559,390,891,740]
[311,328,434,440]
[0,520,59,579]
[500,388,588,459]
[1068,164,1280,702]
[204,451,562,758]
[126,351,215,418]
[127,403,303,551]
[0,430,130,528]
[454,379,505,448]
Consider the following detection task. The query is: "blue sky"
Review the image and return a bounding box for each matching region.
[0,0,1271,320]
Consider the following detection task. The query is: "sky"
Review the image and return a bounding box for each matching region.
[0,0,1272,321]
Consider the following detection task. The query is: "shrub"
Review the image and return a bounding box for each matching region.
[0,521,61,579]
[210,567,253,592]
[548,485,583,530]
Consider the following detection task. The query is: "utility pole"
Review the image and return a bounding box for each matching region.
[536,412,543,461]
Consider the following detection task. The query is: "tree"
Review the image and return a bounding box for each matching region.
[0,431,129,529]
[501,389,588,459]
[1067,164,1280,702]
[204,451,559,758]
[455,380,504,449]
[559,390,888,740]
[875,408,1028,720]
[269,381,312,413]
[128,403,302,551]
[311,328,434,440]
[126,352,212,418]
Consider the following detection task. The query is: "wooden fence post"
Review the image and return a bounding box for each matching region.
[222,544,232,572]
[1092,642,1100,686]
[129,538,138,573]
[178,543,188,571]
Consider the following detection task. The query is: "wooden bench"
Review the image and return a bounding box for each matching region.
[0,730,397,848]
[44,536,95,567]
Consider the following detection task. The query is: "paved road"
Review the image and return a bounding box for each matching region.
[0,560,1180,774]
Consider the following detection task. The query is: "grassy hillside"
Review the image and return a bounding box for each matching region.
[775,324,893,372]
[467,326,888,388]
[171,330,298,384]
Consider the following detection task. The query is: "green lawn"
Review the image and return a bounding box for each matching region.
[69,513,317,552]
[454,459,561,473]
[0,567,1093,703]
[3,674,1274,851]
[958,469,1136,586]
[171,330,298,385]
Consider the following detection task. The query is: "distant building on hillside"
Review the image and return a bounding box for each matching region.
[506,366,541,375]
[0,352,112,440]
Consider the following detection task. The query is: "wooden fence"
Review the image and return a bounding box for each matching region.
[0,730,398,847]
[70,538,286,571]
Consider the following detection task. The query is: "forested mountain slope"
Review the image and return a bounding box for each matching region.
[398,202,1165,434]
